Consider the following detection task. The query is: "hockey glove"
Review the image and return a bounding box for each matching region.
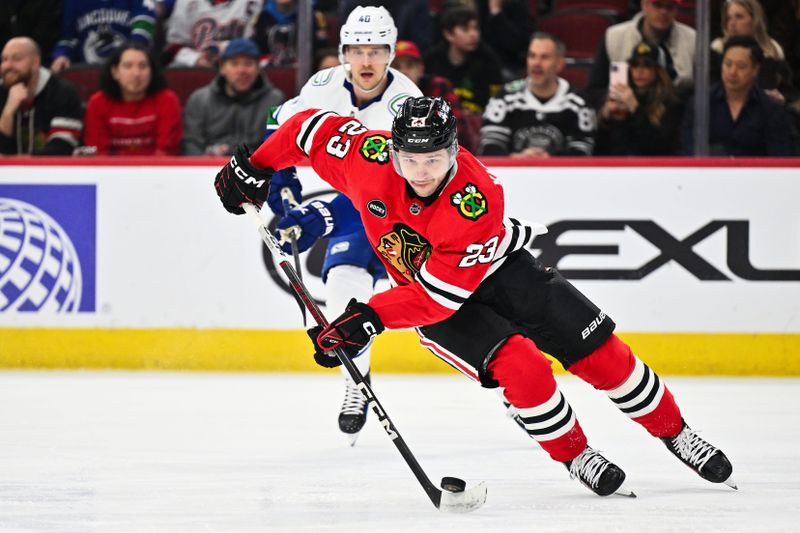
[214,144,274,215]
[274,200,336,254]
[308,298,384,367]
[266,167,303,216]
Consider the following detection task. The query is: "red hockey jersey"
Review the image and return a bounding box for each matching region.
[251,109,541,329]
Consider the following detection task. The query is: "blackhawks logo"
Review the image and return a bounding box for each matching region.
[376,223,431,282]
[360,134,391,164]
[451,183,488,221]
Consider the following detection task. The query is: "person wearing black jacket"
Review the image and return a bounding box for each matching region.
[424,4,503,115]
[682,36,796,156]
[0,37,82,155]
[595,40,684,156]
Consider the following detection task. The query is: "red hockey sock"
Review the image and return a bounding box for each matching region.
[488,335,587,462]
[568,334,683,438]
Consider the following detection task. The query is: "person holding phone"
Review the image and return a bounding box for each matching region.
[594,40,685,156]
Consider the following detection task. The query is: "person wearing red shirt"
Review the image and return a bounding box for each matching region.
[82,42,182,155]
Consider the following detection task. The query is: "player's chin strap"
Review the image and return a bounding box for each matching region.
[240,203,487,513]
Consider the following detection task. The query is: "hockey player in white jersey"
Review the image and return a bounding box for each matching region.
[264,5,422,444]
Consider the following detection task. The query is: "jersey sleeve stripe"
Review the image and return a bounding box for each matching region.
[296,110,335,155]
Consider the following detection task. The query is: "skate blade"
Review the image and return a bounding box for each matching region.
[722,475,738,490]
[614,483,637,498]
[345,432,360,447]
[438,482,488,513]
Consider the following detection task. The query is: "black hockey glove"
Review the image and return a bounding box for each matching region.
[214,144,274,215]
[308,299,384,367]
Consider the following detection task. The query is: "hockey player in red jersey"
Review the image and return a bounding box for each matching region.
[214,97,737,497]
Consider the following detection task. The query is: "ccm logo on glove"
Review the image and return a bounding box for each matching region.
[231,153,268,188]
[214,144,274,215]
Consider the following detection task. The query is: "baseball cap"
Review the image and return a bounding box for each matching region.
[221,39,260,61]
[628,41,667,68]
[394,40,422,61]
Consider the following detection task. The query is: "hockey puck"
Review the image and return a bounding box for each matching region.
[440,476,466,493]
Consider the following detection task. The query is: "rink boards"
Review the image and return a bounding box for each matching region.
[1,158,799,375]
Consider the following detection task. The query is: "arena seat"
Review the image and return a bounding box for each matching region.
[553,0,629,18]
[561,58,593,91]
[164,68,216,104]
[59,66,100,103]
[536,10,617,58]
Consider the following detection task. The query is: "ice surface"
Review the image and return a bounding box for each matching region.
[0,372,797,532]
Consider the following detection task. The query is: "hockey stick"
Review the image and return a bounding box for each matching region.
[280,187,306,326]
[242,203,487,513]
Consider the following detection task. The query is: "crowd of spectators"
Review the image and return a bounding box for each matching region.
[1,0,799,157]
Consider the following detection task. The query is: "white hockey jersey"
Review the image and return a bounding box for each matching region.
[270,66,422,131]
[167,0,263,66]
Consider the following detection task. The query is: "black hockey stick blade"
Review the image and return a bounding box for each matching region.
[241,203,487,513]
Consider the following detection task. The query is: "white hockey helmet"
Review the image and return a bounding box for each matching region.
[338,5,398,64]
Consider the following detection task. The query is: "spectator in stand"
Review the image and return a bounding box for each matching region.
[710,0,795,105]
[253,0,330,67]
[425,4,503,115]
[757,0,799,84]
[338,0,432,54]
[0,37,82,155]
[51,0,156,74]
[0,1,64,67]
[314,47,340,71]
[164,0,263,67]
[392,39,480,152]
[82,42,182,156]
[478,33,596,157]
[183,38,284,155]
[682,36,796,156]
[586,0,695,105]
[477,0,534,80]
[595,40,684,156]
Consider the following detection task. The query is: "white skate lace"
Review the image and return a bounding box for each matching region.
[568,448,609,489]
[672,427,718,470]
[340,380,367,416]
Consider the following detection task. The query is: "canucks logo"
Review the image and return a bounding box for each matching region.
[360,134,390,164]
[451,183,488,221]
[389,93,412,116]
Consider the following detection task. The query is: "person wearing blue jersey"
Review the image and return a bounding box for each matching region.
[51,0,156,74]
[262,5,422,444]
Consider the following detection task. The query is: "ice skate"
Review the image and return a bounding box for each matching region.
[564,446,635,497]
[662,419,737,489]
[339,373,370,446]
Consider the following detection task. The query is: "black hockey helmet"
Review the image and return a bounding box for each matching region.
[391,96,457,154]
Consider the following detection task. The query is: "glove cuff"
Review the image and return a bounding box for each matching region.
[348,299,385,336]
